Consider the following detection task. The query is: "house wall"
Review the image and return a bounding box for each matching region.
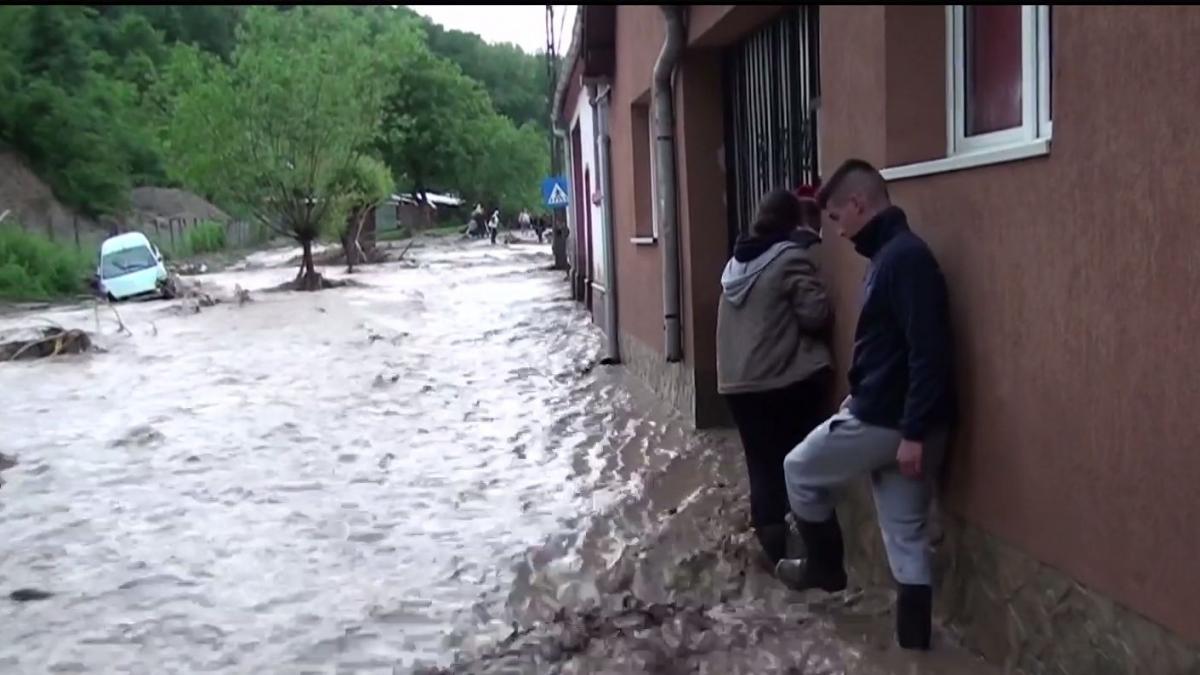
[607,4,764,425]
[572,87,613,333]
[611,4,667,358]
[572,89,607,291]
[820,5,1200,669]
[591,2,1200,669]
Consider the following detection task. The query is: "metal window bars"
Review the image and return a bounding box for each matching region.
[723,7,820,246]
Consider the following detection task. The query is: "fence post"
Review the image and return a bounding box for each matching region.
[73,216,80,250]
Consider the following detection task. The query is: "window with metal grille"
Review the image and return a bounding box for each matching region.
[722,7,820,245]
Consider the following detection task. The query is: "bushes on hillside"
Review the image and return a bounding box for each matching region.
[0,226,90,300]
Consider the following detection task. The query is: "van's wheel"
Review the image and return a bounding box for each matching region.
[106,293,118,303]
[161,277,179,300]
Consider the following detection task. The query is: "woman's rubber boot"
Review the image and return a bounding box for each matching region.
[754,524,788,570]
[773,513,847,592]
[896,583,933,650]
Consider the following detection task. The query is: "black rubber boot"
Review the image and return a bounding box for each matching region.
[754,524,788,567]
[774,512,847,592]
[896,583,933,650]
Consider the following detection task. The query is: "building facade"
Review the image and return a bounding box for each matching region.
[555,4,1200,672]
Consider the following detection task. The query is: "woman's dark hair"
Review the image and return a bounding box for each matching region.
[750,189,803,238]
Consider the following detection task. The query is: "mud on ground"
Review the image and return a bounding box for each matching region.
[422,464,996,675]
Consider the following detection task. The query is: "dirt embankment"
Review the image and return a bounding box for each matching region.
[0,151,229,246]
[128,187,229,225]
[0,152,104,240]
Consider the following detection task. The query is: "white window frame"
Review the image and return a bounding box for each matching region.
[1037,5,1052,139]
[948,5,1052,156]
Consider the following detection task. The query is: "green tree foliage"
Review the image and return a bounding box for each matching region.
[0,3,552,251]
[333,155,394,271]
[422,26,549,133]
[334,156,394,223]
[375,23,492,211]
[464,117,549,216]
[166,6,382,288]
[372,12,551,219]
[0,6,136,216]
[90,5,245,62]
[391,6,552,133]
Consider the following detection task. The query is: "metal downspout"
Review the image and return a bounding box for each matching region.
[552,124,574,283]
[654,5,686,362]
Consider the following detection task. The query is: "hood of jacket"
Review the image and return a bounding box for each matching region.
[721,228,820,306]
[721,240,796,307]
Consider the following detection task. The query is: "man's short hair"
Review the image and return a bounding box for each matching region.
[817,159,890,210]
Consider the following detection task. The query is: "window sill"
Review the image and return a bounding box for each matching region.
[631,236,658,246]
[880,138,1051,182]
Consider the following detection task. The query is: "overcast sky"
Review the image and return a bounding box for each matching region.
[406,5,577,56]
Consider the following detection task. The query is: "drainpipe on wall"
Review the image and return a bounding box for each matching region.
[552,124,573,280]
[654,5,686,363]
[592,82,621,365]
[549,11,582,276]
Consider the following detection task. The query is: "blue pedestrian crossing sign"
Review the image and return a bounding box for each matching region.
[541,176,570,208]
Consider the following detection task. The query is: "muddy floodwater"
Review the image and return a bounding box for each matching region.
[0,238,998,674]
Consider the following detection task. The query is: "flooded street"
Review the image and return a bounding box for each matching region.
[0,238,997,674]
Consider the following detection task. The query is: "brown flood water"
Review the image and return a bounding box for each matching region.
[0,237,998,673]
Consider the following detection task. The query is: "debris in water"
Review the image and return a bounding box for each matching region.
[233,284,252,306]
[0,327,92,361]
[0,452,14,490]
[265,275,364,293]
[156,278,252,316]
[171,261,210,276]
[109,425,165,448]
[10,589,53,603]
[372,373,401,388]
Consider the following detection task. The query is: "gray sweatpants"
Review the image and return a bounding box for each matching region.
[783,406,946,586]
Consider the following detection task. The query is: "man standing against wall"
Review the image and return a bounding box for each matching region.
[777,159,956,651]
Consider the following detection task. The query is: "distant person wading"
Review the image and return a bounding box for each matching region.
[716,187,833,569]
[487,209,500,245]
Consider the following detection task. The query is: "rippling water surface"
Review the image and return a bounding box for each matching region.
[1,242,644,671]
[0,239,999,674]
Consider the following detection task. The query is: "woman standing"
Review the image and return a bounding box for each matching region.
[717,187,833,567]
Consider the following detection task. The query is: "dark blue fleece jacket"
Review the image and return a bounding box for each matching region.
[847,206,955,441]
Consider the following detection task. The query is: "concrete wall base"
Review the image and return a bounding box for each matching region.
[591,286,609,338]
[618,332,695,425]
[836,481,1200,674]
